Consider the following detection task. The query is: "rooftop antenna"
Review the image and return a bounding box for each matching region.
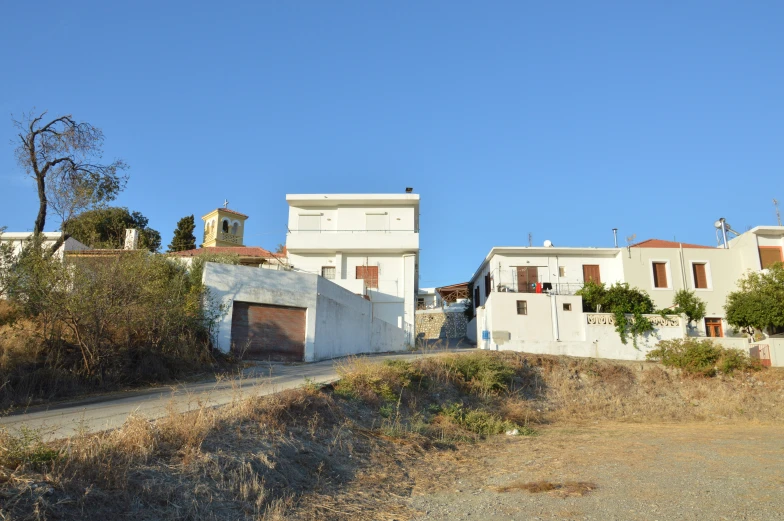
[625,233,636,258]
[528,232,532,247]
[775,198,782,226]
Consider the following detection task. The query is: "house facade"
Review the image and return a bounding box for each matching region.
[0,232,90,259]
[468,227,784,366]
[285,193,420,342]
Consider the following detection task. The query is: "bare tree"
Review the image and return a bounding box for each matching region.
[13,111,129,251]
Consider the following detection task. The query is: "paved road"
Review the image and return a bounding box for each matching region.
[0,348,468,440]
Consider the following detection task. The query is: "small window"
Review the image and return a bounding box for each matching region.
[321,266,335,280]
[299,214,321,233]
[558,266,565,277]
[231,222,239,235]
[366,213,387,232]
[516,300,528,315]
[563,303,572,311]
[417,297,425,309]
[705,318,723,337]
[652,262,668,288]
[356,266,379,288]
[759,246,783,269]
[692,263,708,289]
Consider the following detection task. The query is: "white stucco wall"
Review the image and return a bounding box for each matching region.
[203,263,407,361]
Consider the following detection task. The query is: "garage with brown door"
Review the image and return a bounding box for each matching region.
[230,302,306,361]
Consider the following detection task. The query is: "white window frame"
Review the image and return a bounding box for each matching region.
[648,259,673,290]
[689,260,713,291]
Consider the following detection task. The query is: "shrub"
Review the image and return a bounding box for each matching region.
[646,338,755,377]
[439,403,534,437]
[438,352,516,395]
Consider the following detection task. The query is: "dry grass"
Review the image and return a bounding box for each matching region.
[1,351,782,520]
[495,480,598,497]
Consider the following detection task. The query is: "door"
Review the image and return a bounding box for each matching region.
[516,266,538,293]
[750,345,772,367]
[582,265,601,284]
[705,318,723,337]
[230,302,306,361]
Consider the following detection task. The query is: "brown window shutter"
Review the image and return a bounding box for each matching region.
[475,286,480,307]
[692,264,707,289]
[356,266,379,288]
[582,265,601,284]
[759,247,783,269]
[653,262,668,288]
[485,273,491,297]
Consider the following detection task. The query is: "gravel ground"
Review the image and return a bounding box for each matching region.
[409,423,784,521]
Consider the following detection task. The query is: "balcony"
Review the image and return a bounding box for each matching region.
[286,229,419,252]
[492,281,584,296]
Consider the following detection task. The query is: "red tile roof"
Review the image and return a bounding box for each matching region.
[630,239,713,249]
[220,208,249,218]
[170,246,274,257]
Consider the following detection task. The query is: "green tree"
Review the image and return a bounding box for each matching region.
[168,215,197,252]
[13,111,128,247]
[725,263,784,336]
[64,207,161,252]
[672,289,707,328]
[577,281,656,345]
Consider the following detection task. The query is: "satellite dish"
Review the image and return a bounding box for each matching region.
[543,240,553,248]
[714,220,723,229]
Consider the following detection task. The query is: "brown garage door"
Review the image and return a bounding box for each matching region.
[231,302,305,361]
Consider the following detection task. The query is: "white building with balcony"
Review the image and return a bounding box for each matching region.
[468,226,784,366]
[285,193,420,341]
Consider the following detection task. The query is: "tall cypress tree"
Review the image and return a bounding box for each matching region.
[168,215,197,252]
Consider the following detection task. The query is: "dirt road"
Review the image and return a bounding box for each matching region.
[410,423,784,520]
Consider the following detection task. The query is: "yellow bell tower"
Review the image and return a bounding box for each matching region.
[201,202,248,247]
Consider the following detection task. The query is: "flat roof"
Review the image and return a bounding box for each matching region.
[468,246,621,284]
[286,193,420,206]
[1,232,64,239]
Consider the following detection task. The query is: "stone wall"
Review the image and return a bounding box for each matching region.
[415,309,468,340]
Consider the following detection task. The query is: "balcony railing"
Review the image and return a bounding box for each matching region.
[493,282,584,296]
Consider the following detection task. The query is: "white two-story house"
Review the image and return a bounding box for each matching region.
[285,193,420,342]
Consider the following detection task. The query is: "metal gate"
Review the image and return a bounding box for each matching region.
[750,344,772,367]
[230,302,306,362]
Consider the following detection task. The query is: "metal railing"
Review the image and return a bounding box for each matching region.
[492,282,584,296]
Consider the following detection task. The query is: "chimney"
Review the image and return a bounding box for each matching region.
[124,229,139,250]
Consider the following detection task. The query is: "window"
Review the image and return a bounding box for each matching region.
[705,318,723,337]
[582,265,601,284]
[321,266,335,280]
[356,265,379,288]
[516,300,528,315]
[652,262,668,288]
[692,263,708,289]
[366,213,387,232]
[563,303,572,311]
[759,246,783,269]
[484,273,492,297]
[558,266,565,277]
[222,219,229,233]
[299,214,321,233]
[231,222,239,235]
[417,297,425,309]
[474,286,480,308]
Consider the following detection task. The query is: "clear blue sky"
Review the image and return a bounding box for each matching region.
[1,1,782,287]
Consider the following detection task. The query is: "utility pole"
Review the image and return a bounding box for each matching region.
[775,199,782,226]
